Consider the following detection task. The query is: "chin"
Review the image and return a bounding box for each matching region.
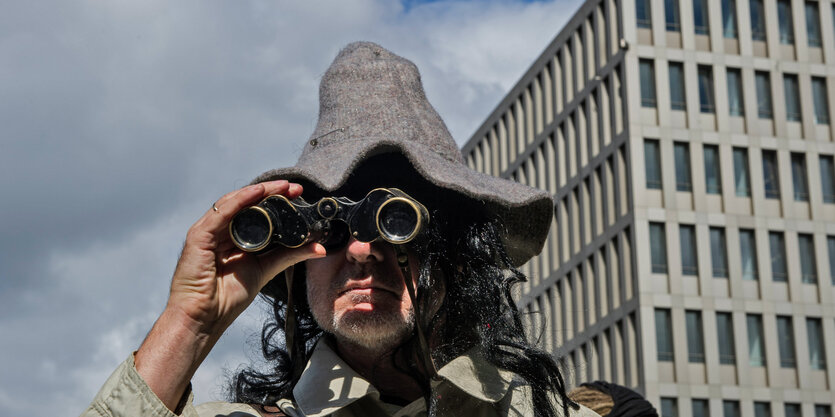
[331,309,415,351]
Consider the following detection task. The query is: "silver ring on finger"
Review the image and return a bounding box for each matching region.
[212,202,220,213]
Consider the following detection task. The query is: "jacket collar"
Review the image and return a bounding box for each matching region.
[292,340,514,416]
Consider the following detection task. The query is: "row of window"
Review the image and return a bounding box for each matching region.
[644,140,835,203]
[637,0,829,49]
[650,222,835,284]
[640,59,831,124]
[660,398,832,417]
[656,309,828,371]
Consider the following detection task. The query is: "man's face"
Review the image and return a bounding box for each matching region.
[305,238,416,351]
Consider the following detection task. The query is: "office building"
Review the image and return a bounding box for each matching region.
[462,0,835,414]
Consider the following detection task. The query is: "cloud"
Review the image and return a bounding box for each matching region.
[0,0,579,415]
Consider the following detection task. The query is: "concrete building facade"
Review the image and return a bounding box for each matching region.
[462,0,835,415]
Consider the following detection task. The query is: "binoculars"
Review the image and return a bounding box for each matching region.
[229,188,429,253]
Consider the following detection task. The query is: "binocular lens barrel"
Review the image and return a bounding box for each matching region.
[376,198,421,243]
[229,207,273,252]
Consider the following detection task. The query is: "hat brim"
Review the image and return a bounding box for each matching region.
[253,138,554,266]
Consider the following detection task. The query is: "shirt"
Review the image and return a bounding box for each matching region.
[82,341,600,417]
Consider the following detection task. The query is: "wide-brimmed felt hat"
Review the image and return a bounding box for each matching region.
[254,41,553,266]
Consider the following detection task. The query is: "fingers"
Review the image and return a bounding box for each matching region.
[199,181,304,237]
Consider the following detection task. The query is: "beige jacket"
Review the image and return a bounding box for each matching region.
[82,341,600,417]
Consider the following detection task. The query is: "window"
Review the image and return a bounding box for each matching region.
[723,401,740,417]
[717,312,736,364]
[693,400,710,417]
[640,59,656,107]
[722,0,738,38]
[828,236,835,285]
[807,1,822,47]
[763,150,780,199]
[777,316,796,368]
[820,155,835,203]
[816,405,833,417]
[637,0,652,28]
[675,142,692,191]
[778,0,795,43]
[662,398,678,417]
[686,310,705,362]
[727,68,744,116]
[808,317,826,369]
[645,140,662,189]
[650,223,668,273]
[770,232,788,281]
[656,309,674,361]
[680,225,698,275]
[747,314,766,366]
[812,77,829,124]
[710,227,728,277]
[698,65,715,113]
[754,402,771,417]
[791,153,809,201]
[784,74,801,121]
[669,62,686,110]
[740,229,759,280]
[751,0,767,40]
[733,147,751,196]
[799,234,817,283]
[666,0,681,31]
[694,0,710,34]
[704,145,721,194]
[785,404,802,417]
[756,72,773,118]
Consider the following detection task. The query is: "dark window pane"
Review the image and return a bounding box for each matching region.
[711,227,728,277]
[675,142,692,191]
[770,232,788,281]
[799,234,817,283]
[747,314,766,366]
[807,318,826,369]
[792,153,809,201]
[756,72,773,118]
[717,312,736,364]
[777,316,796,368]
[699,65,715,113]
[651,222,668,273]
[751,0,767,40]
[784,74,801,121]
[763,150,780,199]
[666,0,681,31]
[828,236,835,285]
[723,0,738,38]
[670,62,686,110]
[681,225,698,275]
[727,68,744,116]
[733,147,751,196]
[694,0,710,34]
[820,155,835,203]
[637,0,653,27]
[723,401,740,417]
[816,405,833,417]
[641,60,657,107]
[740,229,759,280]
[656,309,674,361]
[778,0,795,43]
[705,145,721,194]
[785,404,802,417]
[754,402,771,417]
[686,311,705,362]
[812,77,829,124]
[645,139,662,189]
[807,1,822,47]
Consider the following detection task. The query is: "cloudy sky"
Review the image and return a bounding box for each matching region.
[0,0,580,414]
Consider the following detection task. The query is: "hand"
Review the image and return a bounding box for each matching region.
[168,180,326,335]
[135,180,325,411]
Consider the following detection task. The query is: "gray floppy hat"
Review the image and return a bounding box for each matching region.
[254,41,553,266]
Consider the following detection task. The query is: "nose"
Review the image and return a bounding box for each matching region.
[345,238,385,264]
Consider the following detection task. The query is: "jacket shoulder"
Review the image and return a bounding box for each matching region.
[195,401,260,416]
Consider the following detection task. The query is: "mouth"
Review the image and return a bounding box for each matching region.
[338,279,399,297]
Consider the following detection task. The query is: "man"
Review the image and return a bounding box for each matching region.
[83,42,599,417]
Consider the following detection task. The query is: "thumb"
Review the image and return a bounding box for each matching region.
[258,243,327,285]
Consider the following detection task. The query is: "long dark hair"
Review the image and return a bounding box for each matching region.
[231,201,577,417]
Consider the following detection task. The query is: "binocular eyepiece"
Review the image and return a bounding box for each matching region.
[229,188,429,253]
